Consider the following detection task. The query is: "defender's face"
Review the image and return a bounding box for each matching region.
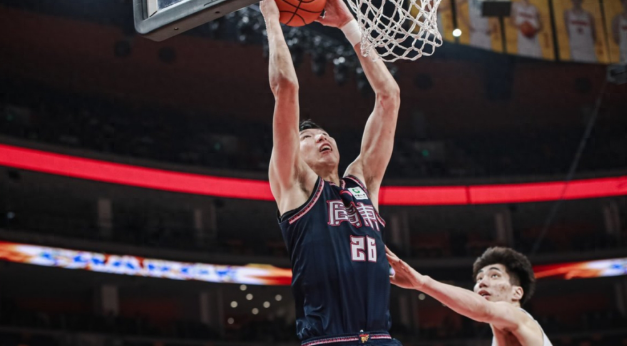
[473,264,521,304]
[299,129,340,169]
[572,0,583,7]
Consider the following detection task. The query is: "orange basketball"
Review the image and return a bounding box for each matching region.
[520,21,536,39]
[277,0,327,27]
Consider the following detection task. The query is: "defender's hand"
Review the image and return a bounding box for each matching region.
[260,0,281,23]
[316,0,353,28]
[386,246,424,290]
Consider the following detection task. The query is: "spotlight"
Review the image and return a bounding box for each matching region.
[237,15,254,44]
[333,57,349,86]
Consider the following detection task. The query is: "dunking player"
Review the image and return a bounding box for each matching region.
[260,0,402,344]
[387,247,553,346]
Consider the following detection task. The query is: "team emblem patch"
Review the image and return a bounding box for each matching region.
[348,187,368,200]
[359,333,370,343]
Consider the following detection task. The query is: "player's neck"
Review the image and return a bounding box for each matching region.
[317,170,340,186]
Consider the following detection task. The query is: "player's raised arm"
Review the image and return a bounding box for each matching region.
[386,248,535,333]
[317,0,400,207]
[261,0,311,212]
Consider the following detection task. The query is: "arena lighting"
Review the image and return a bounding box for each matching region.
[534,258,627,280]
[0,241,625,283]
[1,144,627,205]
[0,241,292,285]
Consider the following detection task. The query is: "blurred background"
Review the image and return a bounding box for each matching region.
[0,0,626,346]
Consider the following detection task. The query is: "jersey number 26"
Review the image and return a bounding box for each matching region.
[350,236,377,262]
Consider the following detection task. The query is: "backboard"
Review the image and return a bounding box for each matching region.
[133,0,258,41]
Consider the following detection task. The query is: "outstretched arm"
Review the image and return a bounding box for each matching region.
[317,0,400,208]
[386,247,530,332]
[262,0,313,213]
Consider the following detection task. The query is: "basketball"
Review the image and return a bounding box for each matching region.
[277,0,327,27]
[520,21,537,38]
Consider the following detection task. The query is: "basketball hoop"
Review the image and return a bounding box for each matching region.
[346,0,443,61]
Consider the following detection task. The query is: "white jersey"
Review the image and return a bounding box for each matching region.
[469,0,492,49]
[566,10,597,62]
[513,2,542,58]
[491,309,553,346]
[620,15,627,63]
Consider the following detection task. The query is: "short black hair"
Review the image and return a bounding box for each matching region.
[299,119,325,132]
[472,247,536,305]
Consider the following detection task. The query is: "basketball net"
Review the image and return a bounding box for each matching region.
[346,0,443,61]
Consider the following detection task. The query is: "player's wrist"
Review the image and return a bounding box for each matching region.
[415,274,430,290]
[341,19,361,47]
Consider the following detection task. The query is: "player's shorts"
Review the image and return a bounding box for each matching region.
[302,332,403,346]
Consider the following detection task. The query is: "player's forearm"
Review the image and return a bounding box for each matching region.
[266,19,299,95]
[354,45,400,99]
[418,276,492,323]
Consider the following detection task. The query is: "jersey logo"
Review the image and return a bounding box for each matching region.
[327,201,382,231]
[328,201,362,228]
[359,334,370,343]
[348,187,368,200]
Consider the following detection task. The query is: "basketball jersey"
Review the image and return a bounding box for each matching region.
[469,0,492,49]
[566,10,597,62]
[491,309,553,346]
[279,175,391,341]
[620,15,627,63]
[513,2,542,58]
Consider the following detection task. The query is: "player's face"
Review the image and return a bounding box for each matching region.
[473,264,522,304]
[299,128,340,169]
[571,0,583,7]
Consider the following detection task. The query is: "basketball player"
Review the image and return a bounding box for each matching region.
[510,0,543,58]
[611,0,627,63]
[386,246,553,345]
[458,0,496,50]
[564,0,598,63]
[260,0,402,343]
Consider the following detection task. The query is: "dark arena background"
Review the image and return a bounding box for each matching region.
[1,0,627,345]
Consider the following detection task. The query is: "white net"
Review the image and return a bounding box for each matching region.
[346,0,443,61]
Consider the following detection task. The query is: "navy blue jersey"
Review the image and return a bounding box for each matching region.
[278,175,391,341]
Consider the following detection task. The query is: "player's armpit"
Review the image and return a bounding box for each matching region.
[481,301,529,331]
[483,303,545,343]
